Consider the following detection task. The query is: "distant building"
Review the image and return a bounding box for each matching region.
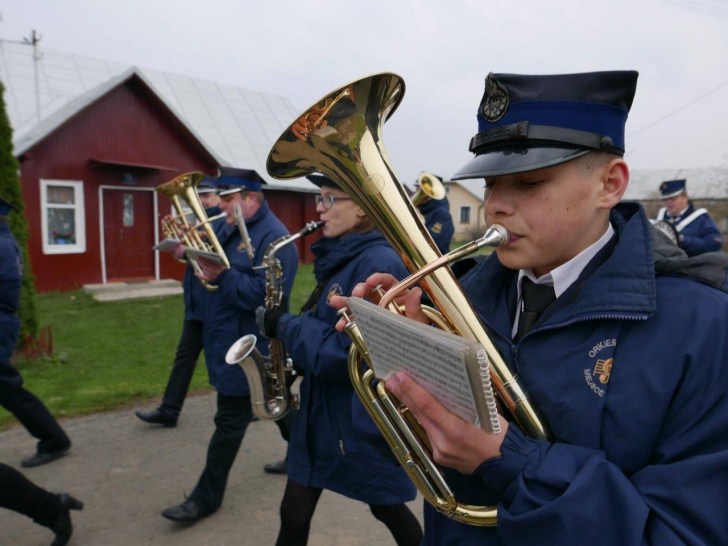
[1,40,318,292]
[442,179,485,243]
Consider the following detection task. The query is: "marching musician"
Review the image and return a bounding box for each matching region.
[161,168,298,525]
[336,71,728,544]
[414,174,454,254]
[654,179,723,256]
[136,176,223,427]
[0,196,72,468]
[256,174,422,546]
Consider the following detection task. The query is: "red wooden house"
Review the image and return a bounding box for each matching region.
[2,42,318,292]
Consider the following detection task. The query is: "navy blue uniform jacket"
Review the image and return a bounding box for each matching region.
[656,203,723,256]
[183,205,223,322]
[277,231,417,505]
[202,202,298,397]
[420,197,454,254]
[423,203,728,545]
[0,223,21,366]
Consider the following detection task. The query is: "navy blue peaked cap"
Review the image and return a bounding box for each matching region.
[197,175,219,194]
[306,174,341,189]
[217,167,266,195]
[659,179,686,199]
[453,71,639,179]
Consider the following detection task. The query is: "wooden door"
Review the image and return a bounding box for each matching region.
[103,189,155,281]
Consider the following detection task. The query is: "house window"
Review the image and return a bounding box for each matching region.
[40,179,86,254]
[123,193,134,227]
[459,206,471,224]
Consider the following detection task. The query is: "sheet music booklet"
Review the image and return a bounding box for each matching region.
[153,238,181,252]
[347,297,500,432]
[184,247,227,266]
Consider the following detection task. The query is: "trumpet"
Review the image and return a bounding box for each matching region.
[232,203,255,261]
[266,73,549,526]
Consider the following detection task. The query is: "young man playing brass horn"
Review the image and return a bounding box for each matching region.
[335,71,728,545]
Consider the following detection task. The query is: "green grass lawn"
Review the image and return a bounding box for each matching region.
[0,263,316,429]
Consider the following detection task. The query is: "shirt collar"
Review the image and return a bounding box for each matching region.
[517,222,615,299]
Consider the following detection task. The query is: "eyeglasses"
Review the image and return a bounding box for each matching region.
[315,194,353,210]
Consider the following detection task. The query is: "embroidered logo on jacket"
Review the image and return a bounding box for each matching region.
[583,338,616,398]
[431,222,443,234]
[326,283,343,306]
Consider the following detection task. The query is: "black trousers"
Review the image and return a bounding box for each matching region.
[0,463,60,527]
[189,393,253,512]
[158,319,204,419]
[0,364,69,454]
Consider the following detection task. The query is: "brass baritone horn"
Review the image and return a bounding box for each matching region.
[411,171,446,207]
[156,172,230,291]
[266,73,549,526]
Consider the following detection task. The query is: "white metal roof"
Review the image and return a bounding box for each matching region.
[0,39,316,192]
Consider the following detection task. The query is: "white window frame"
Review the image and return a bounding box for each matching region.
[40,179,86,254]
[459,206,471,225]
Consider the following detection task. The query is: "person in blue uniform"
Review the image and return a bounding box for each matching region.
[339,71,728,545]
[0,462,83,546]
[256,174,422,546]
[0,196,71,468]
[654,178,723,256]
[160,168,298,524]
[415,174,454,254]
[136,176,223,427]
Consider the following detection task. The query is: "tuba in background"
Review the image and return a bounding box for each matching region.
[225,220,324,420]
[266,73,549,526]
[411,171,446,208]
[156,172,230,291]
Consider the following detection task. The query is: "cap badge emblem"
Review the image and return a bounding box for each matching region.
[481,73,509,122]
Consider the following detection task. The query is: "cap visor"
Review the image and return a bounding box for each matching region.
[452,146,589,179]
[218,188,244,196]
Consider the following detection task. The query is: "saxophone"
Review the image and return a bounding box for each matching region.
[225,220,324,420]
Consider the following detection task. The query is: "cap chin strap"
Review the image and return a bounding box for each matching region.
[470,121,623,155]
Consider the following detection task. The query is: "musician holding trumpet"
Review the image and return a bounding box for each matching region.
[334,72,728,545]
[161,168,299,525]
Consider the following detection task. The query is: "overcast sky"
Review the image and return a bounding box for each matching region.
[2,0,728,185]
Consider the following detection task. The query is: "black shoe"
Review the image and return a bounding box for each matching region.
[21,446,70,468]
[264,458,287,475]
[50,493,84,546]
[135,409,177,428]
[161,499,210,523]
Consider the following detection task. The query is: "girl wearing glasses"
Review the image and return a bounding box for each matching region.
[256,174,422,546]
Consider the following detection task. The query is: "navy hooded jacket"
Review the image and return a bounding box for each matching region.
[422,202,728,545]
[277,231,417,505]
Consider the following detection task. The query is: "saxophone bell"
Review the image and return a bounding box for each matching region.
[225,334,292,420]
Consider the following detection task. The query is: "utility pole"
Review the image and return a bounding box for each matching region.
[23,29,42,124]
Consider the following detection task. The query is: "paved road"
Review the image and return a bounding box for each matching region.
[0,393,423,546]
